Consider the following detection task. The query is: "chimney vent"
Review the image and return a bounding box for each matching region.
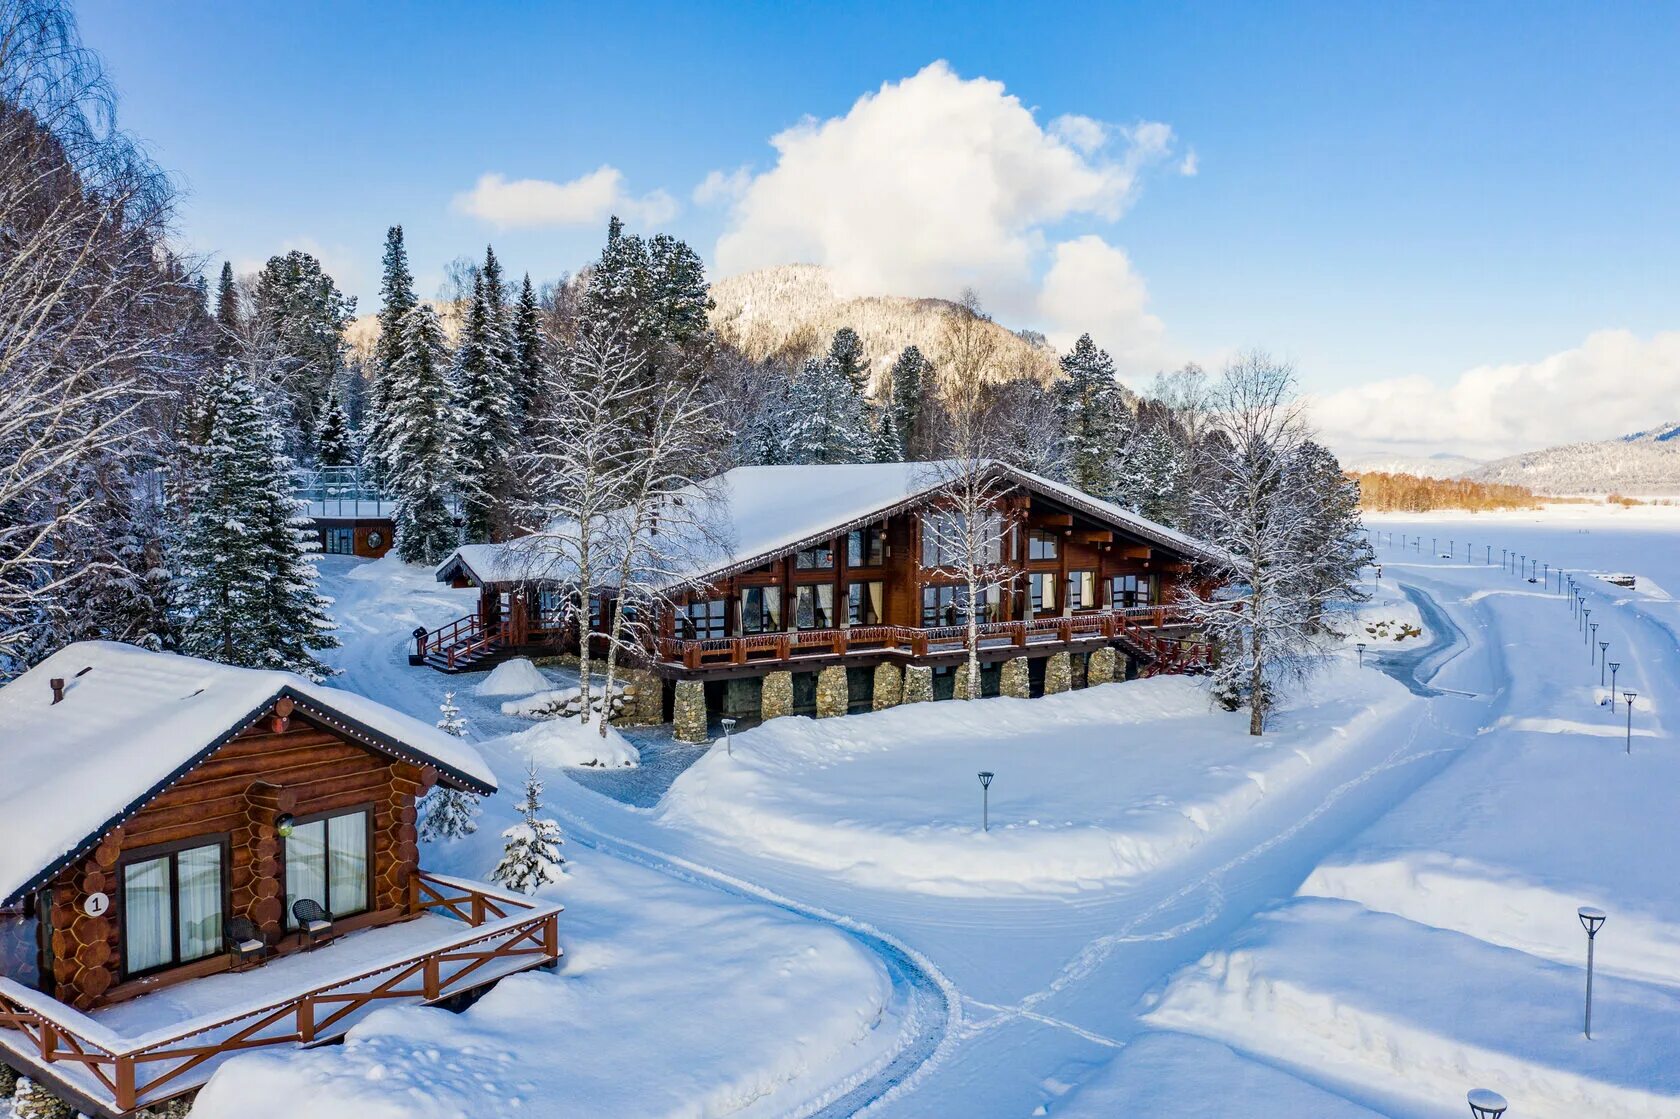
[49,678,65,704]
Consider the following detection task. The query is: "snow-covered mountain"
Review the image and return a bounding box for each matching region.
[1471,422,1680,495]
[1345,453,1484,480]
[709,264,1059,390]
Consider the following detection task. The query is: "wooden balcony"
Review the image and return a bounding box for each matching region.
[0,873,561,1116]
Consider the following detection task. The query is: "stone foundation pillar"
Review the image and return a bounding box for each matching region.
[761,671,794,720]
[1044,651,1072,695]
[816,665,849,718]
[672,680,708,743]
[616,666,665,726]
[903,665,934,703]
[872,663,904,710]
[1087,647,1117,688]
[1001,656,1030,698]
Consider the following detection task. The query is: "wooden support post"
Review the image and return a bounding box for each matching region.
[544,914,560,961]
[116,1056,136,1112]
[471,893,485,926]
[297,997,315,1043]
[424,955,441,1000]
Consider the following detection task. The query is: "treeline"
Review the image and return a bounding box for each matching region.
[1352,471,1539,512]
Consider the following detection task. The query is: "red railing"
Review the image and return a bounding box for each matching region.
[0,874,560,1114]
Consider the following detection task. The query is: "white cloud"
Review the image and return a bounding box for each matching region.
[1037,235,1166,368]
[1179,150,1199,176]
[1310,329,1680,459]
[693,166,754,207]
[453,168,677,229]
[712,60,1184,369]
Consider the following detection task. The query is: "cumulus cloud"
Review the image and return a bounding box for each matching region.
[1037,235,1166,366]
[1310,329,1680,459]
[693,166,754,207]
[454,167,677,229]
[711,60,1184,368]
[1179,150,1199,176]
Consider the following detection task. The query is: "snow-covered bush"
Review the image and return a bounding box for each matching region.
[501,684,625,721]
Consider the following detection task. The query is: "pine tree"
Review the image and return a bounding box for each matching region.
[383,304,458,564]
[786,357,870,465]
[871,403,902,462]
[1057,334,1124,498]
[213,261,239,362]
[366,226,418,478]
[314,379,354,466]
[252,251,355,453]
[888,346,930,458]
[174,364,338,679]
[492,765,565,894]
[419,692,481,841]
[452,267,518,543]
[828,327,870,394]
[512,273,545,425]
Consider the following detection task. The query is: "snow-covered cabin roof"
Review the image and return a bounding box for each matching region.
[435,461,1222,591]
[0,641,498,906]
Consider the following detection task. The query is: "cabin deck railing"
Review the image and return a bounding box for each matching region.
[0,873,560,1114]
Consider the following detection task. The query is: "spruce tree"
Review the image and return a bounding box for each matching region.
[452,269,518,543]
[786,357,870,465]
[314,379,354,466]
[888,346,930,458]
[366,226,419,478]
[871,403,902,463]
[1057,334,1124,498]
[419,692,481,841]
[252,251,355,453]
[512,273,545,424]
[383,304,458,564]
[492,765,565,894]
[174,364,337,679]
[828,327,870,394]
[213,261,239,362]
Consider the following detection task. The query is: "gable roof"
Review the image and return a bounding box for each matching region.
[0,641,498,906]
[435,461,1222,591]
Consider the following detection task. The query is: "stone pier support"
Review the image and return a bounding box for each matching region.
[1000,656,1030,698]
[1044,651,1072,695]
[616,666,665,726]
[903,665,934,704]
[672,680,708,744]
[1087,647,1117,688]
[952,661,981,700]
[816,666,849,718]
[761,671,794,721]
[872,663,904,710]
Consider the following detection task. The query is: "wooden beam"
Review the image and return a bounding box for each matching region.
[1038,513,1074,528]
[1078,529,1113,544]
[1115,545,1151,561]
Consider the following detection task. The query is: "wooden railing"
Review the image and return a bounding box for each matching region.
[655,605,1209,672]
[0,873,560,1114]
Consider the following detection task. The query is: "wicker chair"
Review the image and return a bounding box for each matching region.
[291,898,333,950]
[225,916,268,970]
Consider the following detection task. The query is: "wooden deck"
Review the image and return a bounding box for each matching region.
[0,873,560,1116]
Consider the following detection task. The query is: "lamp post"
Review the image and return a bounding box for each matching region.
[1579,906,1606,1039]
[977,771,994,832]
[1356,642,1366,669]
[1501,547,1507,570]
[1589,621,1598,657]
[1582,608,1591,643]
[1624,693,1637,754]
[1542,562,1549,586]
[1485,544,1491,564]
[720,715,737,757]
[1608,663,1620,711]
[1598,642,1609,681]
[1467,1088,1509,1118]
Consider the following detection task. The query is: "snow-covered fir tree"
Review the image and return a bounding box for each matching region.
[418,692,481,841]
[871,403,902,462]
[252,250,356,455]
[383,303,458,564]
[1290,440,1374,626]
[492,765,565,894]
[314,379,354,466]
[888,345,930,459]
[213,260,240,362]
[1057,334,1126,499]
[786,356,871,465]
[512,273,546,427]
[452,265,519,543]
[580,217,715,389]
[828,327,870,394]
[364,225,419,478]
[174,364,338,680]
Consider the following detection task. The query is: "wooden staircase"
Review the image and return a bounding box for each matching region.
[415,614,513,673]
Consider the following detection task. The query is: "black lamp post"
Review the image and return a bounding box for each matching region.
[1598,642,1609,681]
[1542,562,1549,586]
[1579,906,1606,1039]
[1468,1088,1508,1118]
[1589,621,1598,657]
[720,715,737,757]
[1501,547,1507,570]
[1608,663,1620,711]
[1582,608,1592,643]
[1356,642,1366,669]
[1624,692,1637,754]
[978,771,994,832]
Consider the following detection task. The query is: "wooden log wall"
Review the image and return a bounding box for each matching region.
[41,705,430,1011]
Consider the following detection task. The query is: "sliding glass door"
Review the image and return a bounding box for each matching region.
[285,809,371,927]
[121,840,226,977]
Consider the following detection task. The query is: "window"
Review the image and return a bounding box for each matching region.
[1110,574,1155,609]
[794,542,834,570]
[324,527,354,555]
[680,599,728,640]
[1028,530,1059,561]
[921,585,1000,628]
[847,527,887,567]
[285,810,369,927]
[122,840,225,976]
[1068,571,1096,610]
[921,511,1004,567]
[848,581,884,625]
[794,584,834,629]
[740,586,783,634]
[1029,572,1058,614]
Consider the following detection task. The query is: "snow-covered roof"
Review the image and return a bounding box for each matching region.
[435,461,1222,591]
[0,641,498,906]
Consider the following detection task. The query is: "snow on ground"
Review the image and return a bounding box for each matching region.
[657,664,1414,896]
[491,714,641,769]
[192,845,900,1119]
[473,657,552,696]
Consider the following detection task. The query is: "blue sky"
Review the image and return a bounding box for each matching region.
[77,1,1680,456]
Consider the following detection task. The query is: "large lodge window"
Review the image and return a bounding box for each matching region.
[848,581,884,626]
[1029,572,1058,614]
[681,599,728,640]
[921,585,1000,628]
[1111,574,1155,609]
[1068,570,1096,610]
[794,542,835,570]
[795,584,834,629]
[122,840,226,976]
[1028,530,1059,561]
[285,809,370,928]
[921,511,1003,567]
[323,527,355,555]
[847,526,887,567]
[740,586,782,634]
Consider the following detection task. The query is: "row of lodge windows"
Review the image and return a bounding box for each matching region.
[119,808,370,979]
[683,572,1158,638]
[793,527,891,571]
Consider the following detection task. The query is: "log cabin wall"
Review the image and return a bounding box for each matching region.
[40,709,425,1011]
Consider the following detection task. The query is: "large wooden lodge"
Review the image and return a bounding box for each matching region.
[0,642,558,1116]
[425,462,1221,741]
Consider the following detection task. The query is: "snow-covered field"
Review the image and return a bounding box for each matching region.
[146,505,1680,1118]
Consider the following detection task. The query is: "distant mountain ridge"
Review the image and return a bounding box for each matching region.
[1472,422,1680,495]
[1346,453,1484,480]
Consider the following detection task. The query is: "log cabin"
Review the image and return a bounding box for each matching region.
[426,461,1224,742]
[0,642,559,1116]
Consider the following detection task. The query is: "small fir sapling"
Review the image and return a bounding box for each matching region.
[491,764,566,894]
[418,692,481,841]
